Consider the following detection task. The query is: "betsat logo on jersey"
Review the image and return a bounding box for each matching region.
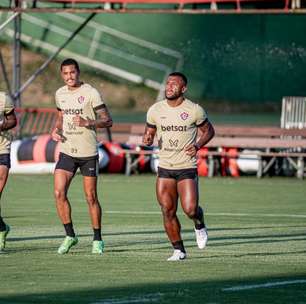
[62,108,84,115]
[161,125,187,132]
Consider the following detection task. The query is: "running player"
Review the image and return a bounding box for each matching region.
[0,92,17,252]
[51,58,112,254]
[143,72,215,261]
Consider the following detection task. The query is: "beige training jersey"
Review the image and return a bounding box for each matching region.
[0,92,15,154]
[55,83,104,157]
[147,98,208,170]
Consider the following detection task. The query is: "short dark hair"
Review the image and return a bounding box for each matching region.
[168,72,187,85]
[60,58,80,72]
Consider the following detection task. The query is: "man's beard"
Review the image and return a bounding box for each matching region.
[165,92,182,100]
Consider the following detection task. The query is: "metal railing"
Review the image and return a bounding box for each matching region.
[0,11,183,99]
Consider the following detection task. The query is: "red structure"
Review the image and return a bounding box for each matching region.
[1,0,304,13]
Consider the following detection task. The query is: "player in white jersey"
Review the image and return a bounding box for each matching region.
[143,72,215,261]
[51,59,112,255]
[0,92,17,252]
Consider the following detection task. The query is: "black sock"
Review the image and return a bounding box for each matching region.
[93,228,102,241]
[172,240,186,253]
[63,222,75,237]
[195,223,205,230]
[194,206,205,230]
[0,216,6,231]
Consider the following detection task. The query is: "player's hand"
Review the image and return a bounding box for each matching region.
[72,114,88,127]
[51,128,64,142]
[143,133,154,146]
[185,144,198,157]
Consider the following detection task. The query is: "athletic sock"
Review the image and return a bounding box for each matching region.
[0,216,6,231]
[93,228,102,241]
[195,223,205,230]
[194,206,205,230]
[63,222,75,237]
[172,240,186,253]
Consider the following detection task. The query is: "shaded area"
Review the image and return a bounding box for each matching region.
[0,275,306,304]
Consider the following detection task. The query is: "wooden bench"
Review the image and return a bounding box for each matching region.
[100,123,306,178]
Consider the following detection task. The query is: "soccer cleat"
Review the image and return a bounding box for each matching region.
[194,227,208,249]
[0,224,10,252]
[57,236,78,254]
[92,240,105,254]
[167,249,186,261]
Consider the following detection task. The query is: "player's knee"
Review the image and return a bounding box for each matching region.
[85,192,98,206]
[184,207,197,219]
[54,189,66,202]
[161,206,176,219]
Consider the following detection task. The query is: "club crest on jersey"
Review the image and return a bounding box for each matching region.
[78,96,85,104]
[180,112,189,120]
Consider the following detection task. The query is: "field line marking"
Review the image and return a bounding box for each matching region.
[105,210,306,218]
[91,293,162,304]
[207,212,306,218]
[222,279,306,291]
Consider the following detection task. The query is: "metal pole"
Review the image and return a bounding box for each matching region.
[0,12,19,33]
[13,1,21,107]
[13,12,96,100]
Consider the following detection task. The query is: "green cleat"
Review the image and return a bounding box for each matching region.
[0,224,10,252]
[57,236,78,254]
[92,240,105,254]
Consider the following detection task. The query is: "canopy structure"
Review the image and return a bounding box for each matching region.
[1,0,305,13]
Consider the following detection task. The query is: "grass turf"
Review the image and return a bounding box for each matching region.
[0,174,305,304]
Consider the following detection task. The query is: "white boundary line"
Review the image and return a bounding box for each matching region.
[9,200,306,219]
[222,279,306,291]
[8,204,306,218]
[105,211,306,218]
[91,293,163,304]
[206,212,306,219]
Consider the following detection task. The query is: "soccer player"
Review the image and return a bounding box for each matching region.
[51,58,112,254]
[143,72,215,261]
[0,92,17,252]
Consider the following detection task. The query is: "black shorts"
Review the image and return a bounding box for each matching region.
[55,152,98,177]
[0,154,11,169]
[157,167,198,181]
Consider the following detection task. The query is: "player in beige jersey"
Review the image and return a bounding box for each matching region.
[143,72,215,261]
[0,92,17,252]
[51,59,112,255]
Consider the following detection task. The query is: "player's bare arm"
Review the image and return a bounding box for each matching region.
[185,120,215,157]
[72,105,113,129]
[0,111,17,131]
[51,110,64,142]
[143,125,156,146]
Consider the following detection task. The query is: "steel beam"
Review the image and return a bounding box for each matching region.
[13,12,96,100]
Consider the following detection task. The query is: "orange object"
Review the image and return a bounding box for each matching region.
[197,148,208,176]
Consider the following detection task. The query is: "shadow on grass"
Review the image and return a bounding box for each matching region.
[0,275,305,304]
[7,228,306,251]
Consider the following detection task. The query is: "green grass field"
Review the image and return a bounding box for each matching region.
[0,174,306,304]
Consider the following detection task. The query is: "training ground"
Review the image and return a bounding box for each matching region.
[0,174,305,303]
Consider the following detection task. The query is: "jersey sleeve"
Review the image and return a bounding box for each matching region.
[195,104,208,127]
[4,93,14,115]
[55,91,61,111]
[91,88,104,110]
[146,105,156,128]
